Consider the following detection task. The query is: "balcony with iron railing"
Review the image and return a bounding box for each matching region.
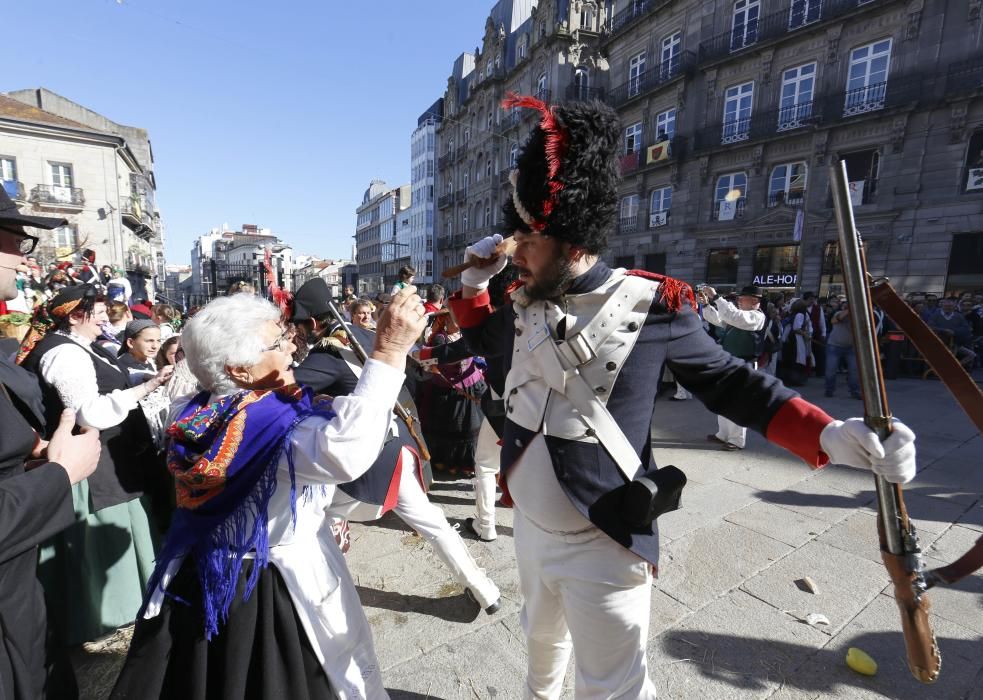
[712,198,747,221]
[437,236,452,250]
[699,0,890,65]
[945,55,983,98]
[455,146,468,162]
[438,153,453,170]
[438,193,455,209]
[121,195,154,230]
[606,0,673,39]
[30,184,84,208]
[564,84,606,103]
[452,233,467,247]
[1,180,25,201]
[455,188,468,203]
[767,190,806,208]
[618,215,638,234]
[607,51,695,107]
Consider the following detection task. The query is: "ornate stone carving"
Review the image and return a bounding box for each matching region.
[825,26,843,65]
[890,116,908,153]
[567,39,587,66]
[760,49,775,86]
[950,101,969,144]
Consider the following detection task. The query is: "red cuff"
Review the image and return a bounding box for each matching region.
[448,289,493,329]
[418,346,434,362]
[765,397,835,469]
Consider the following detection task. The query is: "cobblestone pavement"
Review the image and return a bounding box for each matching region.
[77,375,982,699]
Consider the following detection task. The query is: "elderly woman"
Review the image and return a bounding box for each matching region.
[111,289,427,699]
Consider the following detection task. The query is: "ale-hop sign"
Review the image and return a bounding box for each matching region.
[752,273,798,286]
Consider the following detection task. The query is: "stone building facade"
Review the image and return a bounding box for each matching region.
[0,88,165,298]
[602,0,983,295]
[435,0,609,289]
[434,0,983,296]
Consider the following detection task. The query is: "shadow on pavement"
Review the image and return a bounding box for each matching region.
[754,487,876,510]
[659,630,981,698]
[356,585,482,623]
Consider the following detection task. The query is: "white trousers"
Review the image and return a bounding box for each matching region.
[714,360,755,448]
[513,510,657,700]
[472,418,501,539]
[715,415,747,448]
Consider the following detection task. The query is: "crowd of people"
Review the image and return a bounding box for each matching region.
[0,96,928,700]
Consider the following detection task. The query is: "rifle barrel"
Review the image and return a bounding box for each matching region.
[829,161,904,556]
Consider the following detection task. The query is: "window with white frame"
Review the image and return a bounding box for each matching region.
[620,194,639,231]
[486,159,492,177]
[789,0,822,29]
[581,3,595,29]
[722,82,753,143]
[536,72,548,97]
[625,122,643,154]
[778,62,816,130]
[518,35,527,60]
[768,162,807,206]
[714,172,747,220]
[731,0,760,52]
[628,51,646,97]
[844,39,892,116]
[48,162,75,203]
[649,186,672,227]
[660,32,681,78]
[509,144,519,168]
[0,157,15,182]
[655,108,676,141]
[573,68,590,99]
[52,224,78,252]
[484,205,491,227]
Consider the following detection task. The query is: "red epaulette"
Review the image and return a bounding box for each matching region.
[626,270,697,312]
[503,279,525,305]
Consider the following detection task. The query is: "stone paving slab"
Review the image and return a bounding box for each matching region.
[740,540,890,635]
[723,500,830,548]
[657,520,792,611]
[656,480,761,542]
[652,590,829,699]
[752,474,877,526]
[768,594,982,700]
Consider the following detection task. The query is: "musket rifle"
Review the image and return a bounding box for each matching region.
[324,299,431,463]
[830,160,940,683]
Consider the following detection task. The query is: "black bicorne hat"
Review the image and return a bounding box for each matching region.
[501,94,622,255]
[291,277,334,322]
[0,186,67,230]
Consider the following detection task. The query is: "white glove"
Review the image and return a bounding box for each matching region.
[819,418,917,484]
[461,234,507,290]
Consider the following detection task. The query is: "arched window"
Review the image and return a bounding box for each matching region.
[509,143,519,168]
[768,162,807,207]
[485,204,491,227]
[714,172,748,220]
[536,72,548,98]
[486,111,493,129]
[580,3,596,30]
[486,158,493,177]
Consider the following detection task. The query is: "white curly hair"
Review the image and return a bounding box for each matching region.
[181,294,281,395]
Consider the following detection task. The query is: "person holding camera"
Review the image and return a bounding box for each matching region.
[449,95,917,699]
[699,284,766,451]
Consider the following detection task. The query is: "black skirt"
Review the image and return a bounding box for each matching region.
[110,560,333,700]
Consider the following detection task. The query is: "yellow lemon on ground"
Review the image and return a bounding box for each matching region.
[846,647,878,676]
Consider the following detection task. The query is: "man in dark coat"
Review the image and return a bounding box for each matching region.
[0,188,101,700]
[448,95,918,698]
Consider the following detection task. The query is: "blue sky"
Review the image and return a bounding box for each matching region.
[5,0,490,264]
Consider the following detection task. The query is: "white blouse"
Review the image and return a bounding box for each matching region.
[38,332,141,430]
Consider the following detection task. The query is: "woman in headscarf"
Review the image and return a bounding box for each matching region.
[111,288,428,699]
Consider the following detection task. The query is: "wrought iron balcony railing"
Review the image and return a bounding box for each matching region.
[437,153,453,170]
[455,146,468,162]
[564,84,606,103]
[945,55,983,98]
[618,215,638,234]
[606,51,694,107]
[30,184,84,207]
[767,190,806,208]
[437,193,455,209]
[455,188,468,203]
[699,0,889,65]
[607,0,673,38]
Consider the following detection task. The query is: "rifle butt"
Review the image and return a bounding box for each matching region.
[881,550,941,683]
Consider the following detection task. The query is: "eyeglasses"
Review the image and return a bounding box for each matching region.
[0,227,38,255]
[263,326,295,352]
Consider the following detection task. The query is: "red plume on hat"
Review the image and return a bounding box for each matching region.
[501,93,570,229]
[56,261,72,271]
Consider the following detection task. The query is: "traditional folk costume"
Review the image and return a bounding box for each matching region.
[111,359,405,699]
[703,286,766,451]
[291,278,501,613]
[18,287,160,650]
[449,96,842,698]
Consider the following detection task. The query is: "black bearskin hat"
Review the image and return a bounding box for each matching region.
[501,94,621,255]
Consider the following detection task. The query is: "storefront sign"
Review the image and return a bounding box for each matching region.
[753,273,798,287]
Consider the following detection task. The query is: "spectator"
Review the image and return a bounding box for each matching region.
[825,300,861,399]
[156,335,182,370]
[350,298,376,330]
[105,267,132,303]
[117,320,162,386]
[803,292,827,375]
[928,297,977,368]
[424,283,445,314]
[151,303,179,341]
[390,265,416,295]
